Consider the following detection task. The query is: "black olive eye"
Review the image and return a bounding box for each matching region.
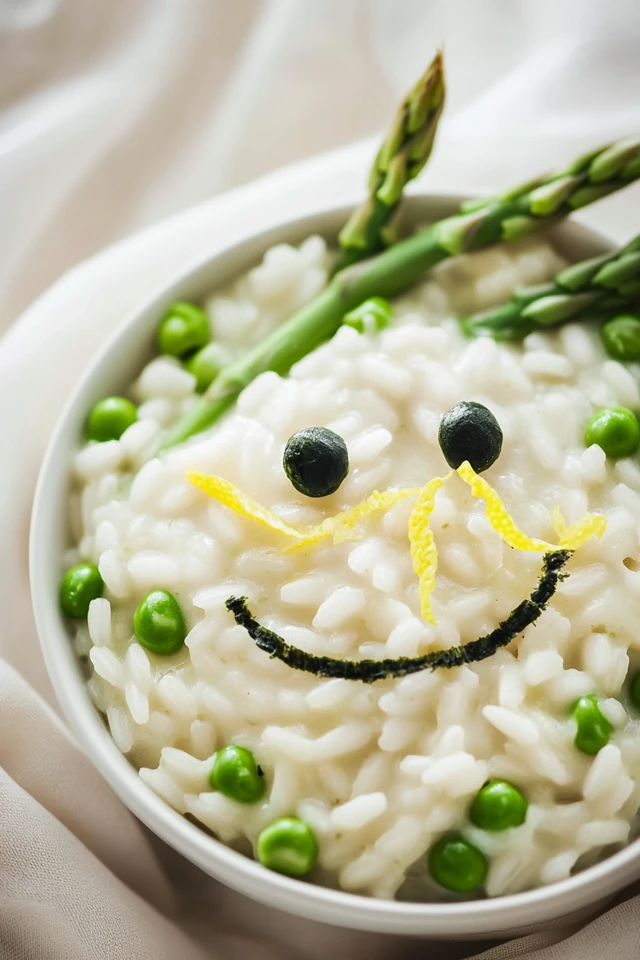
[438,401,503,473]
[283,427,349,498]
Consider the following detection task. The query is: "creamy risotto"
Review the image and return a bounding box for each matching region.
[63,234,640,901]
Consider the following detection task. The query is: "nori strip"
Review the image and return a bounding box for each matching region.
[226,550,572,683]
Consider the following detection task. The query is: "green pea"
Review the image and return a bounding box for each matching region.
[343,296,393,334]
[601,314,640,362]
[157,301,210,358]
[210,745,266,803]
[630,672,640,710]
[469,780,528,832]
[87,397,137,442]
[428,834,487,893]
[186,343,226,393]
[60,563,104,618]
[572,694,612,755]
[584,406,640,459]
[133,589,186,656]
[257,817,318,877]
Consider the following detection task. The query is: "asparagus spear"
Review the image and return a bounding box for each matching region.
[161,136,640,450]
[337,50,446,267]
[462,234,640,340]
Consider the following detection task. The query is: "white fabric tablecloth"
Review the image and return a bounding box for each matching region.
[2,1,640,957]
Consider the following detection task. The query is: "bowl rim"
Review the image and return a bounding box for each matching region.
[30,191,640,938]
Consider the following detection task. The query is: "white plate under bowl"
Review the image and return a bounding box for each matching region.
[30,194,638,938]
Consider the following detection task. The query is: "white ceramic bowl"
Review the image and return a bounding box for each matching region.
[30,194,640,938]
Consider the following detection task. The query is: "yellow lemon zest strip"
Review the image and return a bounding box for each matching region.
[186,471,306,541]
[551,505,607,549]
[408,473,451,625]
[284,487,423,552]
[550,505,569,541]
[456,461,553,552]
[186,470,422,551]
[457,462,607,553]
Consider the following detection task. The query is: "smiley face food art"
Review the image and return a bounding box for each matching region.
[186,407,604,681]
[65,229,640,901]
[55,71,640,902]
[59,112,640,901]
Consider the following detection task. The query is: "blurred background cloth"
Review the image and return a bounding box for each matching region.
[2,0,640,333]
[2,1,640,959]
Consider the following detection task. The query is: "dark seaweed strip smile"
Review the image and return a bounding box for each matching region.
[226,550,572,683]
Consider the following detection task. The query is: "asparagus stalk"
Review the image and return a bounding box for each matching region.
[462,234,640,340]
[337,51,446,268]
[161,136,640,451]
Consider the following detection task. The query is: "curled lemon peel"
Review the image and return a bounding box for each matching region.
[551,504,607,549]
[186,471,305,540]
[185,470,421,551]
[408,473,451,624]
[457,461,555,552]
[187,465,607,630]
[550,505,569,542]
[283,487,422,552]
[457,461,606,553]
